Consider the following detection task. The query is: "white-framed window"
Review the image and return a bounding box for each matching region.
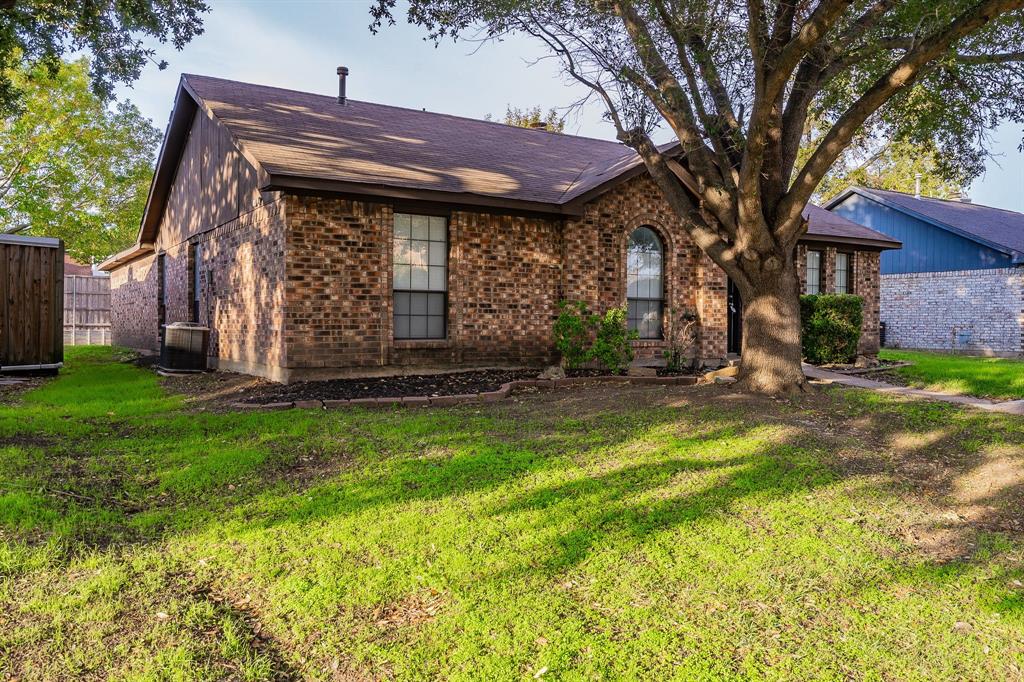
[393,213,447,339]
[806,249,822,295]
[835,252,852,294]
[626,226,664,339]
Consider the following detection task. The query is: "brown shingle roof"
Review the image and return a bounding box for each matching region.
[183,73,642,206]
[803,203,900,247]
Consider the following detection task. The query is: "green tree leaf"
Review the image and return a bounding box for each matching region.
[0,58,161,263]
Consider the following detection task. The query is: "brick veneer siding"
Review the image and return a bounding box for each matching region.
[109,254,159,351]
[563,174,727,362]
[282,195,564,378]
[880,267,1024,354]
[109,200,288,378]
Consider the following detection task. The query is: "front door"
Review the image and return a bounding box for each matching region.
[727,278,743,355]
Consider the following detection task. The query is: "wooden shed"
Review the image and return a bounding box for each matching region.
[0,234,64,372]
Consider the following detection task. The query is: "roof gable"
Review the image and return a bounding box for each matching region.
[826,186,1024,261]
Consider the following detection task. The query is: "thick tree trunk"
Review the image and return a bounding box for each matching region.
[735,263,808,395]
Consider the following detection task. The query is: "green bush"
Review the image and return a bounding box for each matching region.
[552,301,637,372]
[552,300,593,369]
[800,294,863,364]
[589,307,636,373]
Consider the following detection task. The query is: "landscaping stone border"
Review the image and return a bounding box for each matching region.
[229,375,699,411]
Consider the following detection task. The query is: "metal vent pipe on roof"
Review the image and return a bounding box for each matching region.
[915,172,922,199]
[337,66,349,105]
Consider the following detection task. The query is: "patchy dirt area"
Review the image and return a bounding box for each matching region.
[0,375,48,404]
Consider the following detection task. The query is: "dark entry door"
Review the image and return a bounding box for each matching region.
[727,279,743,354]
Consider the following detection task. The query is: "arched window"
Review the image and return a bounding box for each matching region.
[626,226,664,339]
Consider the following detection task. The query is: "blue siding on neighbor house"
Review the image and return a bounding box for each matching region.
[830,193,1012,274]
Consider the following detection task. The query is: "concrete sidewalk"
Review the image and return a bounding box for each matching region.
[803,364,1024,416]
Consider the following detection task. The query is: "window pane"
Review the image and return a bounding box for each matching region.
[428,241,445,266]
[411,215,429,240]
[394,213,447,339]
[410,292,428,315]
[429,216,446,242]
[409,240,428,266]
[427,316,444,338]
[411,265,428,290]
[394,264,411,289]
[835,253,848,293]
[806,250,821,294]
[393,239,410,265]
[394,213,411,238]
[649,272,662,299]
[394,315,410,339]
[410,315,428,338]
[395,291,410,315]
[427,292,445,316]
[428,266,446,291]
[627,274,639,298]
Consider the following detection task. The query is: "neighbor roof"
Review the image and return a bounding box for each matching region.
[111,74,899,270]
[826,186,1024,261]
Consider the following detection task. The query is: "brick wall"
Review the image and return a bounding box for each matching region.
[109,254,158,351]
[880,267,1024,354]
[282,195,563,378]
[563,174,725,362]
[109,200,288,378]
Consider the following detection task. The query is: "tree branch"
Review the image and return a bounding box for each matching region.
[778,0,1024,246]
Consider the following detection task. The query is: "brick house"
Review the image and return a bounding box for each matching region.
[100,74,900,382]
[828,186,1024,355]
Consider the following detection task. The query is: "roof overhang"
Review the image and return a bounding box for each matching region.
[826,186,1016,260]
[98,243,154,271]
[799,234,902,250]
[0,234,61,248]
[263,174,588,217]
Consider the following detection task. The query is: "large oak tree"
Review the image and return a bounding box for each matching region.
[373,0,1024,393]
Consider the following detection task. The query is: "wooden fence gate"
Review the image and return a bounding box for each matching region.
[0,235,64,369]
[63,275,111,346]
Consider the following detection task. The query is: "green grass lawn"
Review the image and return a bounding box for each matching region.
[3,347,1024,680]
[880,349,1024,400]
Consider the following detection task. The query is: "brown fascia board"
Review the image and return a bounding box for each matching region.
[799,235,902,251]
[262,174,584,217]
[97,243,154,271]
[136,79,199,245]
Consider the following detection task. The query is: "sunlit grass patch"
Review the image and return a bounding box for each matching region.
[881,349,1024,400]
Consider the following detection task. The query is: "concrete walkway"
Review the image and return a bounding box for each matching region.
[803,364,1024,416]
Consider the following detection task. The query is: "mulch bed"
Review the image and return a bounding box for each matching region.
[565,367,696,378]
[236,369,542,405]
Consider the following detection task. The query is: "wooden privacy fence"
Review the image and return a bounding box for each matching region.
[64,274,111,346]
[0,234,63,369]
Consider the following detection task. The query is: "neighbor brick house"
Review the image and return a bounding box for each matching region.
[101,74,900,382]
[828,186,1024,355]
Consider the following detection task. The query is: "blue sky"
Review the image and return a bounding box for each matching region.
[116,0,1024,212]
